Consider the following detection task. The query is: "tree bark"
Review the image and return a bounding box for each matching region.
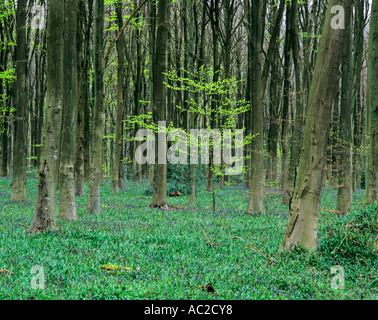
[336,4,353,214]
[111,0,126,194]
[187,0,196,206]
[59,0,79,221]
[245,0,265,214]
[11,0,27,201]
[75,0,86,197]
[27,0,64,234]
[280,3,292,203]
[281,0,352,251]
[285,0,305,202]
[87,0,104,214]
[150,0,169,208]
[366,0,378,204]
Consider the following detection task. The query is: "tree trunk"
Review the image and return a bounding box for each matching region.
[285,0,305,202]
[75,0,86,197]
[59,0,79,221]
[27,0,64,234]
[207,0,220,194]
[83,0,93,183]
[12,0,27,201]
[111,0,126,194]
[245,0,265,214]
[187,0,196,206]
[336,4,353,214]
[366,0,378,204]
[280,4,291,202]
[87,0,104,214]
[150,0,169,208]
[281,0,352,251]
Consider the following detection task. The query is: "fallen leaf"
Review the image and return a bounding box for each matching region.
[0,269,14,275]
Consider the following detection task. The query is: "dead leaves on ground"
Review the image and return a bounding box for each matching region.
[168,191,182,197]
[0,269,14,275]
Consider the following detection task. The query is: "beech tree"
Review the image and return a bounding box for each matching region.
[336,3,353,214]
[150,0,169,208]
[366,0,378,204]
[111,0,126,194]
[281,0,353,251]
[87,0,104,214]
[244,0,265,214]
[11,0,27,201]
[59,0,79,221]
[28,0,64,234]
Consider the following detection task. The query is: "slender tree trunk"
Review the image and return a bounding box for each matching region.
[0,44,9,176]
[150,0,169,208]
[83,0,93,183]
[27,0,64,234]
[336,5,353,214]
[75,0,86,197]
[87,0,104,214]
[207,0,220,194]
[111,0,126,194]
[134,19,143,184]
[280,5,291,202]
[0,16,6,177]
[12,0,27,201]
[187,0,196,206]
[352,0,365,192]
[148,0,156,189]
[281,0,352,251]
[285,0,305,201]
[0,101,8,177]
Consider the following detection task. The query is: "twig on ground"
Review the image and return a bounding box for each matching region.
[244,245,277,264]
[17,222,29,229]
[202,229,215,250]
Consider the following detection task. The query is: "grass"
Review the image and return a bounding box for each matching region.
[0,176,377,300]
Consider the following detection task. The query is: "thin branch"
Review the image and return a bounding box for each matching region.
[103,0,148,68]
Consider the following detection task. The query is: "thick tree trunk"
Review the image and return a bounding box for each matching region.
[245,0,265,214]
[27,0,64,234]
[281,0,352,251]
[59,0,79,221]
[366,0,378,204]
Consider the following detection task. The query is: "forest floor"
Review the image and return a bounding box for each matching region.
[0,176,377,300]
